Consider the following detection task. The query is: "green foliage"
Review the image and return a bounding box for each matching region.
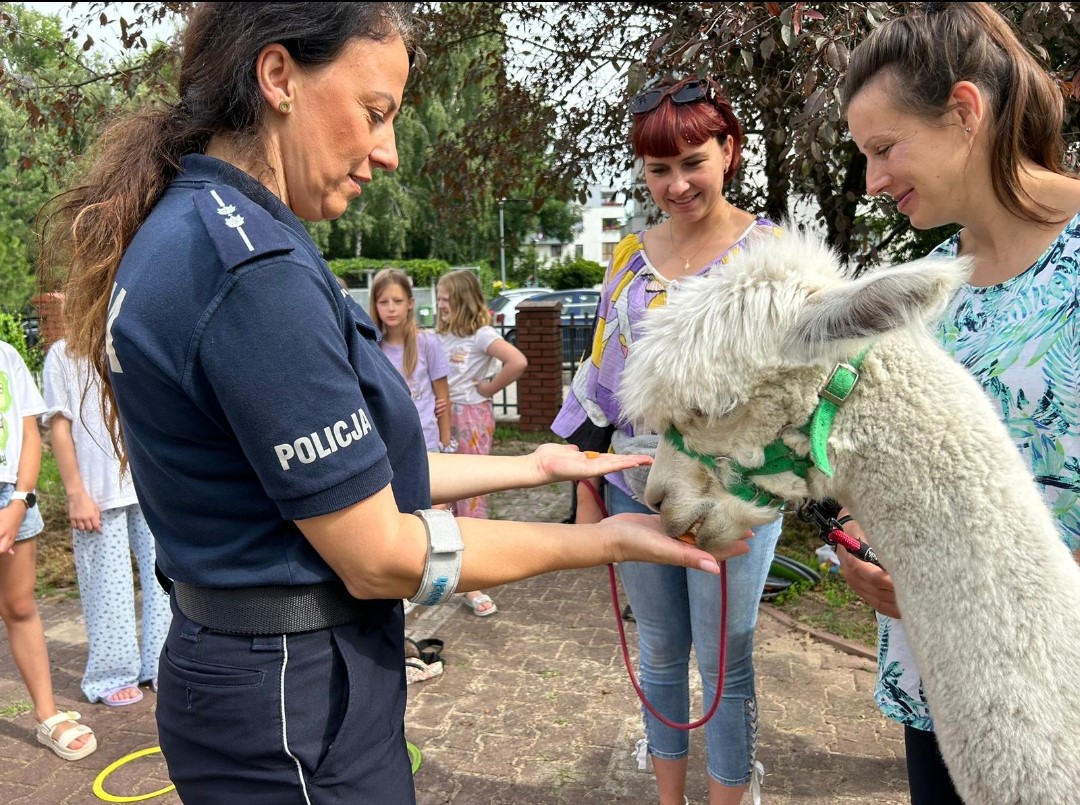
[0,2,154,312]
[0,311,42,374]
[547,257,604,290]
[326,257,453,289]
[772,577,815,606]
[536,199,582,245]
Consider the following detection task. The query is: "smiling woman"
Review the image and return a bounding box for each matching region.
[839,4,1080,803]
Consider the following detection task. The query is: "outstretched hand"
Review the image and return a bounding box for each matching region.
[601,512,752,573]
[529,443,651,486]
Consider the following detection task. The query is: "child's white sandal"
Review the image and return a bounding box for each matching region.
[36,710,98,761]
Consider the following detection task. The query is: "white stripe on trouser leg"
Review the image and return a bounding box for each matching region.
[280,635,313,805]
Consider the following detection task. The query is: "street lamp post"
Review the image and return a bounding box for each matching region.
[498,197,507,289]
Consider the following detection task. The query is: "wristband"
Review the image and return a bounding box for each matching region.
[439,438,458,454]
[408,509,465,606]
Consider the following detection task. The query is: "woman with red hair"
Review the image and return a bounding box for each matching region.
[553,77,783,805]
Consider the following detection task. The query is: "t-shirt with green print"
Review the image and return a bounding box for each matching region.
[873,211,1080,731]
[0,341,47,484]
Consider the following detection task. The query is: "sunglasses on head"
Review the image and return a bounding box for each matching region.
[630,78,716,115]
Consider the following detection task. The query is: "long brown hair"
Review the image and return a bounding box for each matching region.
[435,270,491,338]
[38,3,415,458]
[841,2,1072,225]
[370,268,420,381]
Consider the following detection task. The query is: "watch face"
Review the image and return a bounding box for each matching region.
[25,492,36,508]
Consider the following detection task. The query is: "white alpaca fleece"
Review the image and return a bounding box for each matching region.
[619,229,1080,804]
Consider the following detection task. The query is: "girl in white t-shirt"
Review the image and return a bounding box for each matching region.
[435,270,527,616]
[42,340,171,708]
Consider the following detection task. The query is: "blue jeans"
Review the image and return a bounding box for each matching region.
[608,484,781,786]
[0,483,44,541]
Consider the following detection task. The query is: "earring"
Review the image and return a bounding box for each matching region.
[964,126,972,134]
[278,101,291,114]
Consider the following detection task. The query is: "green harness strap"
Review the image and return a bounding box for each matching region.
[664,348,870,508]
[800,349,869,478]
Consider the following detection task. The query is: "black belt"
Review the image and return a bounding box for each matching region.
[172,580,371,635]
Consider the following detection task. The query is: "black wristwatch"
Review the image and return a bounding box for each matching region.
[11,491,37,508]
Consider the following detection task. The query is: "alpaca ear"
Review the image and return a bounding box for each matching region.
[786,256,971,358]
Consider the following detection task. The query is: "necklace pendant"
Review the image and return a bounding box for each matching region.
[684,259,690,272]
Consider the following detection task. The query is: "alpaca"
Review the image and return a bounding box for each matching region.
[617,230,1080,805]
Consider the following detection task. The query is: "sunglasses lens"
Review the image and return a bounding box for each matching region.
[671,80,708,104]
[630,89,664,115]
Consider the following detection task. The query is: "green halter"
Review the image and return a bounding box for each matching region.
[664,348,870,509]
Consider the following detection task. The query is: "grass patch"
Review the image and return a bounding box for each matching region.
[771,514,878,648]
[493,423,566,445]
[0,699,33,718]
[35,448,81,598]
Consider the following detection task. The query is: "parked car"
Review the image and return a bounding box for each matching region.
[487,287,552,344]
[527,289,601,365]
[527,289,601,324]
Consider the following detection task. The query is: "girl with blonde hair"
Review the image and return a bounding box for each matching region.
[435,270,527,616]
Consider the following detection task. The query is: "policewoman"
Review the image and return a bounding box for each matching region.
[42,5,750,803]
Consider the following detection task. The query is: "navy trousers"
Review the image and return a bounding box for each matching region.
[157,599,414,804]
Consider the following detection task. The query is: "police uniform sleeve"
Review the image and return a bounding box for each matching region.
[196,258,392,521]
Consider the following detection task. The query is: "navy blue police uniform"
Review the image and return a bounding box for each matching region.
[107,154,427,804]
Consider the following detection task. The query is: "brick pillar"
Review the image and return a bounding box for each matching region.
[515,300,563,433]
[31,292,66,352]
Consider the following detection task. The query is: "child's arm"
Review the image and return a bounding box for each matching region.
[432,377,453,450]
[0,414,42,554]
[477,338,527,398]
[49,415,101,533]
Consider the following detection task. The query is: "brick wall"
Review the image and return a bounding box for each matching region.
[514,300,563,433]
[30,292,66,352]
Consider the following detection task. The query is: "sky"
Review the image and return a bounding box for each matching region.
[22,1,180,61]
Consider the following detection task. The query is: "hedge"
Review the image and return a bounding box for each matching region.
[0,312,42,375]
[327,258,453,289]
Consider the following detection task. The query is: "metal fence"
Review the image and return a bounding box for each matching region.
[489,314,593,419]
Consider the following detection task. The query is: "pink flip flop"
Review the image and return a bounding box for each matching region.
[99,685,144,707]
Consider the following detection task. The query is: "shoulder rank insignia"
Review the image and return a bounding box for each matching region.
[193,185,294,271]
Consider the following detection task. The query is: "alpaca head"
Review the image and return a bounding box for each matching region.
[618,229,970,550]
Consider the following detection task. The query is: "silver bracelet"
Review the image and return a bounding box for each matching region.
[408,509,465,605]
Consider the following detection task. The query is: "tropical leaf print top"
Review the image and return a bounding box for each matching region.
[874,211,1080,731]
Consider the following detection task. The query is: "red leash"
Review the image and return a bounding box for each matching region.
[580,479,728,731]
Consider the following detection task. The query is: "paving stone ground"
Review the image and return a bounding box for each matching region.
[0,456,907,804]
